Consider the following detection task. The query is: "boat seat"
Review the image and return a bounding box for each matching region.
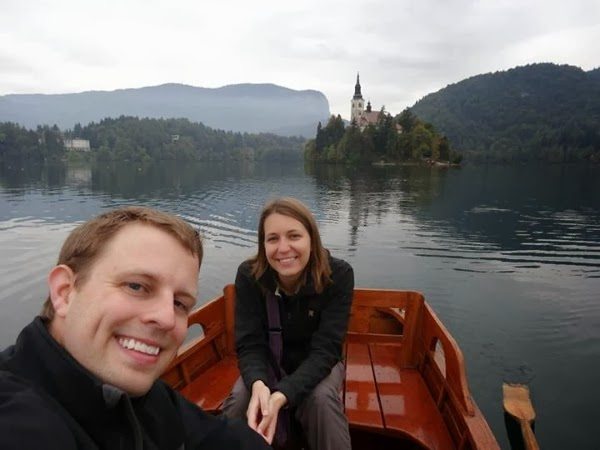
[179,354,240,413]
[345,342,455,450]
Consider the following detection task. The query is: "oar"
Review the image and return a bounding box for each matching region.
[502,383,540,450]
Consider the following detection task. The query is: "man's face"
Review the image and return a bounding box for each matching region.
[50,223,199,396]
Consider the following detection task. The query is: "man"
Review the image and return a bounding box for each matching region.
[0,206,270,450]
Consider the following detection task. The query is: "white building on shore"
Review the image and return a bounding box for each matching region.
[64,139,91,152]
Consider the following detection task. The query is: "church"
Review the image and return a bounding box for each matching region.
[350,73,381,130]
[350,74,403,134]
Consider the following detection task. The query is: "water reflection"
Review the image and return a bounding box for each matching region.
[2,161,599,275]
[307,163,600,277]
[1,160,599,450]
[0,162,68,190]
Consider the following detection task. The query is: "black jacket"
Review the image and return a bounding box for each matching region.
[234,256,354,407]
[0,317,271,450]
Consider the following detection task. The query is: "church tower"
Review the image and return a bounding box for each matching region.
[350,73,364,123]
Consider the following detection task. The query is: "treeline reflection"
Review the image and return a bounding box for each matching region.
[1,161,599,269]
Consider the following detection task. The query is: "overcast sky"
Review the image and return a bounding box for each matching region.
[1,0,599,119]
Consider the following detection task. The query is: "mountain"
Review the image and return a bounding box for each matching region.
[0,83,330,138]
[410,63,600,162]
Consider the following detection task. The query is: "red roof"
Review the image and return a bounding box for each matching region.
[358,111,380,126]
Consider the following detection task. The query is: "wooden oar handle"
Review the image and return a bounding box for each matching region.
[519,419,540,450]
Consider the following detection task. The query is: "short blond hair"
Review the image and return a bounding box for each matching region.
[40,206,202,320]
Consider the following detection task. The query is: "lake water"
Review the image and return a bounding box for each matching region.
[1,160,599,449]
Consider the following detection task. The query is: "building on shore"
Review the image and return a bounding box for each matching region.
[64,138,91,152]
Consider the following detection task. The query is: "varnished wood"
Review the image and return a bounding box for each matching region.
[370,343,455,450]
[344,342,384,429]
[180,355,239,412]
[419,303,473,415]
[161,285,501,450]
[224,284,236,354]
[503,383,539,450]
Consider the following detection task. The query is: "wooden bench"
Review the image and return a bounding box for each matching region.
[344,289,455,449]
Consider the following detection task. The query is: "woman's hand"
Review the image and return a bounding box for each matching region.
[256,391,287,444]
[247,380,271,431]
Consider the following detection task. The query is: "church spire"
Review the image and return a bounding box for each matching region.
[353,72,362,99]
[351,72,365,123]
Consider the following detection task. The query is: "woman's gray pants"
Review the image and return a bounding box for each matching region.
[221,361,351,450]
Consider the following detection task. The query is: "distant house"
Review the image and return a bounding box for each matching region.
[64,138,91,152]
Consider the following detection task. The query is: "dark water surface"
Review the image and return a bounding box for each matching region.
[1,161,599,449]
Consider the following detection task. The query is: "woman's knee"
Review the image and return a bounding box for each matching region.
[221,377,251,419]
[305,384,343,411]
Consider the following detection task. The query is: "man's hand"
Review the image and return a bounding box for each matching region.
[256,391,287,444]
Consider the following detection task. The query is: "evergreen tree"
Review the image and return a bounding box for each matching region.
[438,136,450,162]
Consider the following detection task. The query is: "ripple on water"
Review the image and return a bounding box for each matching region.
[0,219,76,340]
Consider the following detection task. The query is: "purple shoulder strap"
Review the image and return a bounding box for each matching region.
[265,290,284,375]
[267,291,290,448]
[265,289,289,447]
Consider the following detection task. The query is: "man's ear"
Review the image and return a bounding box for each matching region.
[47,265,76,318]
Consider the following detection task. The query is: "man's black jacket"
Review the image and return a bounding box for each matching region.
[0,317,271,450]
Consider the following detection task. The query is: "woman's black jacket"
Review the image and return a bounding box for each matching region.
[234,256,354,407]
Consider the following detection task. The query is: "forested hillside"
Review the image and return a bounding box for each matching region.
[410,63,600,162]
[0,116,305,163]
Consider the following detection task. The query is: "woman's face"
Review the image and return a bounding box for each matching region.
[263,213,311,289]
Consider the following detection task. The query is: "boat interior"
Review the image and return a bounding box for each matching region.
[161,286,499,450]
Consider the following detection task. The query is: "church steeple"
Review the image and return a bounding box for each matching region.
[353,73,363,99]
[351,72,365,122]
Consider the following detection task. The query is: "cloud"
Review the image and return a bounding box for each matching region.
[0,0,598,118]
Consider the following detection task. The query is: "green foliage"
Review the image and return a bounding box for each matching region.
[1,116,306,163]
[80,116,305,162]
[314,115,345,156]
[410,63,600,162]
[305,108,458,164]
[0,122,64,163]
[438,136,450,162]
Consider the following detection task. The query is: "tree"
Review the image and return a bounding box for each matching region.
[438,136,450,162]
[396,108,418,133]
[411,123,435,159]
[315,122,324,155]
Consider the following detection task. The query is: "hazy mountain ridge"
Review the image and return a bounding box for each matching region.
[410,63,600,161]
[0,83,330,138]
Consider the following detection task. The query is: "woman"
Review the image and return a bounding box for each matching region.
[222,197,353,450]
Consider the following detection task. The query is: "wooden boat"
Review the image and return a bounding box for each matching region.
[161,286,500,450]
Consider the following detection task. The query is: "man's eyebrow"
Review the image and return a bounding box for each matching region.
[119,270,159,281]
